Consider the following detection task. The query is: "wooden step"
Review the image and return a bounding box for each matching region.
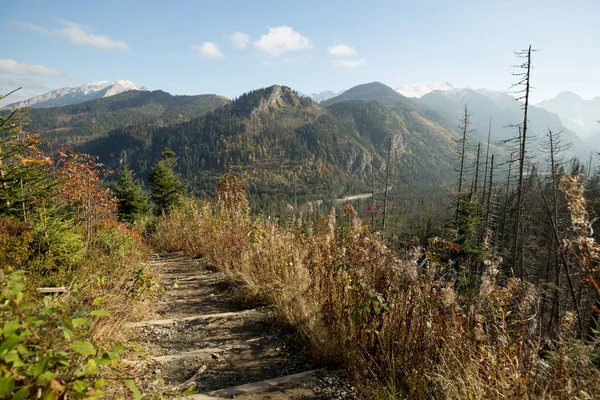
[163,274,220,282]
[185,369,325,399]
[152,337,266,362]
[124,309,258,328]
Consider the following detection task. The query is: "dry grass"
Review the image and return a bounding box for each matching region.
[152,173,600,399]
[75,220,157,341]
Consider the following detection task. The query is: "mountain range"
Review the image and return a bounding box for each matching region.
[10,80,597,150]
[6,80,597,200]
[311,83,597,152]
[309,90,345,103]
[82,83,457,203]
[417,87,585,155]
[536,92,600,142]
[22,90,229,147]
[395,82,454,98]
[6,79,597,235]
[4,80,148,109]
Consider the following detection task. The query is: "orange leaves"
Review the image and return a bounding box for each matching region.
[342,203,356,216]
[20,157,51,166]
[54,152,117,241]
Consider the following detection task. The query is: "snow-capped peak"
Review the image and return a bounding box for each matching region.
[395,82,454,98]
[4,80,147,109]
[309,90,346,103]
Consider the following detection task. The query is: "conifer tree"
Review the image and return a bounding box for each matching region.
[0,91,55,221]
[115,166,149,223]
[148,152,185,216]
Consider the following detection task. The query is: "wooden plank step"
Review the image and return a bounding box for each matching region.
[162,274,220,282]
[152,337,266,362]
[37,287,68,293]
[124,309,258,328]
[185,369,325,399]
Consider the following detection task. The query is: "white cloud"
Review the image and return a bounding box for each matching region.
[328,44,356,57]
[0,59,61,76]
[191,42,225,59]
[60,21,128,50]
[284,57,296,63]
[20,20,128,50]
[230,32,250,49]
[331,58,366,68]
[260,60,272,67]
[254,26,312,56]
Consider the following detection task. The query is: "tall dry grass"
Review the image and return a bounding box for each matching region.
[76,220,156,340]
[152,172,600,399]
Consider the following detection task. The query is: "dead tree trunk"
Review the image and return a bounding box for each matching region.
[472,143,481,200]
[382,139,393,234]
[500,153,515,251]
[485,154,494,232]
[511,45,533,279]
[371,162,375,230]
[455,105,470,228]
[482,118,492,205]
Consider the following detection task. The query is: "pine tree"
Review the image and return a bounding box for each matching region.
[115,166,149,223]
[0,93,55,222]
[148,152,185,216]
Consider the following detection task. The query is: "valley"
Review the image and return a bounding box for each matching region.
[11,78,596,240]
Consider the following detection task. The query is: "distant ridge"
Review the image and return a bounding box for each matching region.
[537,91,600,139]
[395,82,454,98]
[321,82,412,108]
[4,80,148,109]
[309,90,345,103]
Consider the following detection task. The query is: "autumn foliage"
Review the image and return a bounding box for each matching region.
[54,151,117,241]
[0,101,152,398]
[152,172,600,399]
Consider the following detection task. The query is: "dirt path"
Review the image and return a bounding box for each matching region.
[128,252,357,399]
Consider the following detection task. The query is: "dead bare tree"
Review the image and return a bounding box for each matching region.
[382,133,405,234]
[472,142,481,200]
[371,162,375,230]
[541,129,572,332]
[511,45,534,279]
[481,118,492,205]
[485,154,494,232]
[500,152,516,252]
[455,105,472,228]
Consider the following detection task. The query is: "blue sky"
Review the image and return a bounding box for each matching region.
[1,0,599,105]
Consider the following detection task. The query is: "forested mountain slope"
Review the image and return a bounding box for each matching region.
[20,90,230,147]
[85,86,384,200]
[326,99,457,195]
[321,81,414,109]
[83,85,459,210]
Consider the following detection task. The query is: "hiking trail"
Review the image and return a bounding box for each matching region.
[127,252,357,399]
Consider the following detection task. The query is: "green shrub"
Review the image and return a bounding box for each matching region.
[30,203,86,272]
[0,268,140,399]
[0,218,33,270]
